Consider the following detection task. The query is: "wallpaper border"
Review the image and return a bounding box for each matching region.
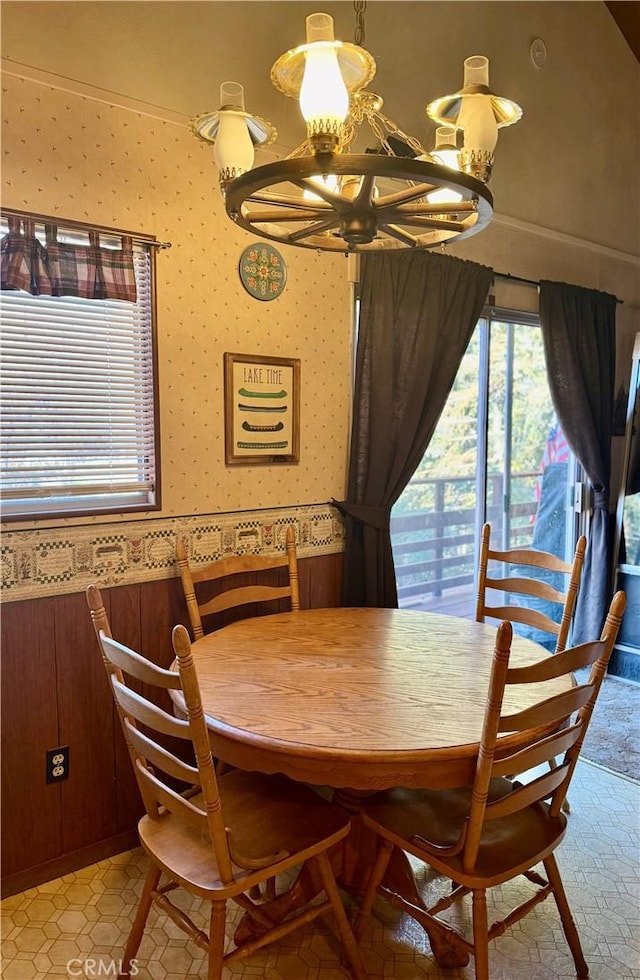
[1,503,344,603]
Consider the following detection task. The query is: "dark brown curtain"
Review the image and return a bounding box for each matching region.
[334,250,493,607]
[539,280,617,643]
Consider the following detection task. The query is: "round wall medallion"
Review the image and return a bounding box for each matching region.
[530,37,547,69]
[239,243,287,301]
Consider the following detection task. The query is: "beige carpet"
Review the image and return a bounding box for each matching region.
[577,670,640,781]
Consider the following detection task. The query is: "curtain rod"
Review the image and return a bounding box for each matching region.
[494,270,623,304]
[0,206,172,250]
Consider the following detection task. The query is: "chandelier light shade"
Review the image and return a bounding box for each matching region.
[191,83,276,190]
[270,14,376,107]
[298,14,350,152]
[430,126,461,171]
[427,55,523,184]
[192,10,522,252]
[212,82,257,183]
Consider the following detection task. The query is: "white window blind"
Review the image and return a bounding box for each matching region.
[1,231,159,519]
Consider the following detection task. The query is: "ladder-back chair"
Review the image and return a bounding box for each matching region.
[476,523,586,652]
[354,590,626,980]
[176,525,300,640]
[86,584,366,980]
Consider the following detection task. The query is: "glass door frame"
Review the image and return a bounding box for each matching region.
[475,307,542,558]
[474,305,584,576]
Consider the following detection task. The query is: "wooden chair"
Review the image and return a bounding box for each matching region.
[176,525,300,640]
[353,590,626,980]
[475,523,586,653]
[86,585,366,980]
[476,524,587,813]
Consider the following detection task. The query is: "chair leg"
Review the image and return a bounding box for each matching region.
[353,840,394,943]
[315,851,367,980]
[121,865,161,977]
[543,854,588,978]
[265,876,277,901]
[248,877,277,901]
[471,888,490,980]
[207,900,227,980]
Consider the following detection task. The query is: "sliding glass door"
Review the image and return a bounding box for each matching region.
[391,308,580,617]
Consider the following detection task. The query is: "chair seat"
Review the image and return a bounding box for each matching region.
[139,768,350,897]
[359,780,568,886]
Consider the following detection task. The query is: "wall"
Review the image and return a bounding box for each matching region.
[0,68,352,605]
[0,552,344,898]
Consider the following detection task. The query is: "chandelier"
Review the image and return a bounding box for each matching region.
[191,6,522,253]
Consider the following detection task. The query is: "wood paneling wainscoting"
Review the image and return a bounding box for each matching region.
[0,551,343,897]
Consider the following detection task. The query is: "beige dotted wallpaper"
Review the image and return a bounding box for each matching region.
[1,73,353,528]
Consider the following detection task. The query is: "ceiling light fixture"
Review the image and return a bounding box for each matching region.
[191,4,522,253]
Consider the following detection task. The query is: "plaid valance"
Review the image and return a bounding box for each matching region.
[1,216,137,302]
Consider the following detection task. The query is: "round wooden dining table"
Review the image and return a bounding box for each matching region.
[185,607,570,968]
[190,606,569,791]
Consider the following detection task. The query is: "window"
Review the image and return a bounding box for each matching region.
[391,307,582,623]
[1,215,160,520]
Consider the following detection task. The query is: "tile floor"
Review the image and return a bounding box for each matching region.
[2,759,639,980]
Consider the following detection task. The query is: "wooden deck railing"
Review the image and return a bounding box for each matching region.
[391,472,538,604]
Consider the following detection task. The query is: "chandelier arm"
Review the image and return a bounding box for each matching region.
[286,218,343,242]
[371,110,429,158]
[340,117,359,151]
[243,208,337,224]
[374,182,442,210]
[377,223,419,247]
[246,192,333,212]
[285,138,316,159]
[391,201,476,216]
[353,173,377,207]
[366,115,393,154]
[290,178,347,208]
[380,214,466,232]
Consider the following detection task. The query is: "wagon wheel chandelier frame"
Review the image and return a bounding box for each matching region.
[225,155,493,252]
[191,2,521,254]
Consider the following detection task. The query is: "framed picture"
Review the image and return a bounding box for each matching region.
[224,352,300,465]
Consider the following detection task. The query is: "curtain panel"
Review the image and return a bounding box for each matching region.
[539,280,617,643]
[1,217,137,302]
[335,250,493,607]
